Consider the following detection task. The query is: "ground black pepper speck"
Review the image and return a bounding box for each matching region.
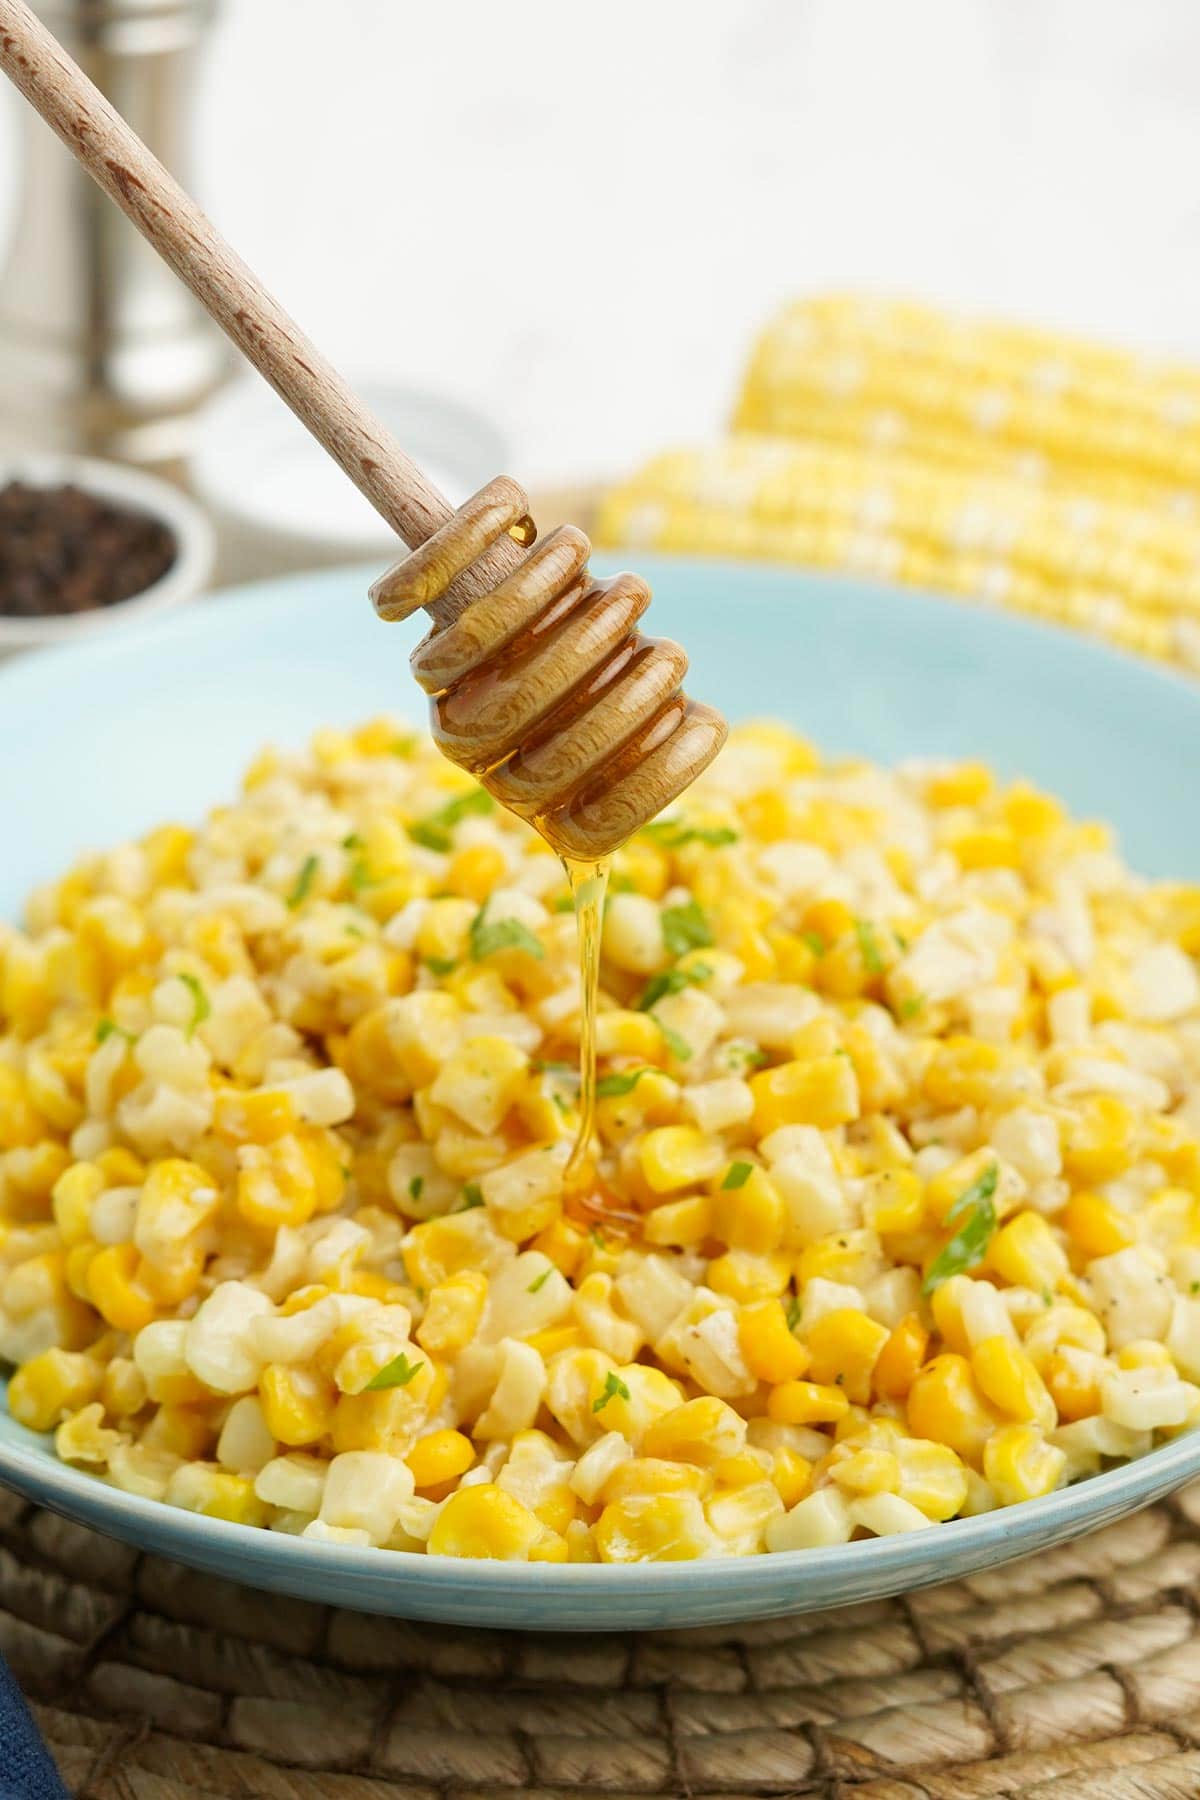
[0,481,177,618]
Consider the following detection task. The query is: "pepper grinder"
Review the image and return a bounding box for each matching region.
[0,0,229,470]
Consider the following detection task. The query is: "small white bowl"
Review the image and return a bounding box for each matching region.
[0,453,215,656]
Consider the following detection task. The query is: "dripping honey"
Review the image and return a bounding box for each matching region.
[563,856,609,1186]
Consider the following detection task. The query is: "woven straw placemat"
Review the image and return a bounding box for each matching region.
[6,1480,1200,1800]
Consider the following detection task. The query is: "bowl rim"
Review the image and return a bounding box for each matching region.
[1,1399,1198,1596]
[0,452,215,646]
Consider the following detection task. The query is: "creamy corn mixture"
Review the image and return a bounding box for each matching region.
[3,719,1200,1564]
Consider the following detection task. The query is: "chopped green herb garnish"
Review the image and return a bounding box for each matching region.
[922,1163,999,1295]
[365,1351,424,1391]
[589,1226,606,1250]
[551,894,577,913]
[423,955,458,977]
[551,1092,570,1116]
[595,1068,651,1099]
[461,1183,485,1210]
[1192,1281,1200,1295]
[592,1371,632,1413]
[785,1296,803,1333]
[469,909,544,963]
[408,1176,424,1202]
[1041,1287,1053,1307]
[721,1160,754,1191]
[637,962,713,1011]
[656,1020,693,1062]
[898,994,925,1021]
[342,832,364,851]
[390,735,418,758]
[348,856,379,892]
[661,897,714,959]
[287,854,319,909]
[407,787,494,853]
[527,1267,553,1294]
[644,818,738,849]
[727,1042,769,1072]
[854,918,884,976]
[343,923,366,940]
[95,1017,134,1046]
[802,930,827,957]
[177,973,210,1039]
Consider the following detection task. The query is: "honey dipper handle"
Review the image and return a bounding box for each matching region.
[0,0,522,617]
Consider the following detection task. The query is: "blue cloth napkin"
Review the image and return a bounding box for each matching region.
[0,1653,68,1799]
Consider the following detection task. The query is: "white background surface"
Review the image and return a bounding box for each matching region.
[4,0,1200,489]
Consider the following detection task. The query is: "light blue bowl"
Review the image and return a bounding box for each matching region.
[3,557,1200,1630]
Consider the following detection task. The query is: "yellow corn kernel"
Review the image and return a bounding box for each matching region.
[0,1066,45,1149]
[873,1314,930,1399]
[767,1379,849,1426]
[638,1126,724,1195]
[1002,783,1063,837]
[601,1458,712,1502]
[594,1492,714,1562]
[805,1309,891,1405]
[527,1531,570,1563]
[828,1446,900,1496]
[770,1448,813,1509]
[236,1135,318,1232]
[594,1010,669,1063]
[895,1439,969,1521]
[906,1354,997,1464]
[65,1242,98,1303]
[143,1405,216,1461]
[929,1277,970,1354]
[1062,1095,1137,1185]
[1063,1190,1136,1259]
[530,1216,587,1280]
[986,1211,1070,1292]
[416,1270,488,1355]
[713,1451,770,1488]
[1043,1348,1101,1421]
[643,1194,712,1247]
[445,843,507,903]
[167,1464,269,1527]
[102,1357,147,1419]
[213,1087,298,1144]
[51,1162,105,1247]
[429,1035,528,1137]
[971,1337,1055,1429]
[750,1055,860,1135]
[88,1244,157,1334]
[926,763,994,808]
[706,1250,792,1304]
[259,1364,335,1447]
[427,1483,545,1560]
[983,1424,1067,1506]
[796,1230,880,1289]
[802,898,856,947]
[738,1299,809,1383]
[7,1348,102,1433]
[711,1165,785,1254]
[526,1324,585,1359]
[947,825,1020,871]
[641,1395,748,1468]
[1116,1340,1174,1371]
[405,1428,475,1491]
[301,1127,350,1214]
[862,1167,925,1236]
[96,1146,144,1187]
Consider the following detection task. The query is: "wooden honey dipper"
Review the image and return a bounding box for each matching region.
[0,0,727,859]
